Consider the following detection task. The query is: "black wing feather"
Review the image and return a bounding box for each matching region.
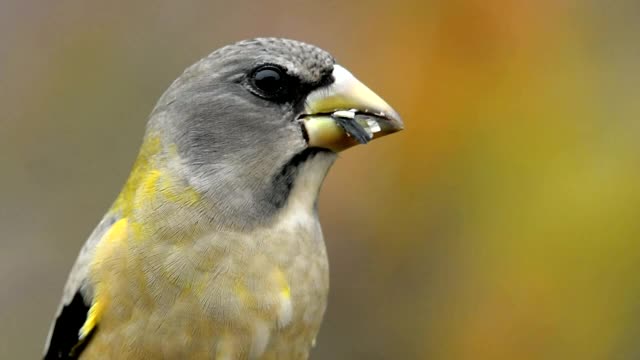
[44,292,94,360]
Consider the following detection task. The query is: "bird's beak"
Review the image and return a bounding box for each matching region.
[300,65,404,152]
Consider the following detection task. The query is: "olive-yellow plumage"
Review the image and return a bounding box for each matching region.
[44,38,402,360]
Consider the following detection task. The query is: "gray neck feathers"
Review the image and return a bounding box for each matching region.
[165,145,337,231]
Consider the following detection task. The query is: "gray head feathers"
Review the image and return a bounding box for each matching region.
[139,38,338,230]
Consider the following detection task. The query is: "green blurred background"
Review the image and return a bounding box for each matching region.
[2,0,640,359]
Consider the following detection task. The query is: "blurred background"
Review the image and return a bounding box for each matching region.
[2,0,640,359]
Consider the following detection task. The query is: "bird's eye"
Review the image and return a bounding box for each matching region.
[249,65,289,99]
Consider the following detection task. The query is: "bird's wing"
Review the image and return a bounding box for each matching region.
[44,214,121,359]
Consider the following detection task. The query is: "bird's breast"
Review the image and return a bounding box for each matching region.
[85,209,329,360]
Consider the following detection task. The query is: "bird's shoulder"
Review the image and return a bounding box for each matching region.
[43,213,124,359]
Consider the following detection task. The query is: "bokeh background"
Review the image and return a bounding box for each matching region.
[2,0,640,359]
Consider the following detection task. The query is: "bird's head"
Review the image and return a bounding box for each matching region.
[144,38,403,228]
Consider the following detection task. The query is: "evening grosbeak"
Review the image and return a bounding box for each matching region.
[44,38,403,360]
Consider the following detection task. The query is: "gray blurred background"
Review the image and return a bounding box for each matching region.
[3,0,640,359]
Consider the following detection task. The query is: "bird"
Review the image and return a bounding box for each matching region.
[43,37,403,360]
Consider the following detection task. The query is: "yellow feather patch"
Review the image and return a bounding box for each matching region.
[142,169,162,199]
[281,285,291,300]
[273,268,291,300]
[100,217,128,246]
[112,135,161,216]
[82,218,129,338]
[79,301,104,339]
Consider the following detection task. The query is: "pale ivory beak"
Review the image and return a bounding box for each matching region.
[301,65,404,152]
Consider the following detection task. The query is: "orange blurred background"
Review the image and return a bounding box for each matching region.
[2,1,640,359]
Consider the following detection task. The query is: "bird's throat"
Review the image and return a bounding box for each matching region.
[270,148,336,228]
[268,148,334,209]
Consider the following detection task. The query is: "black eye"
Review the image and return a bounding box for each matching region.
[250,65,289,99]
